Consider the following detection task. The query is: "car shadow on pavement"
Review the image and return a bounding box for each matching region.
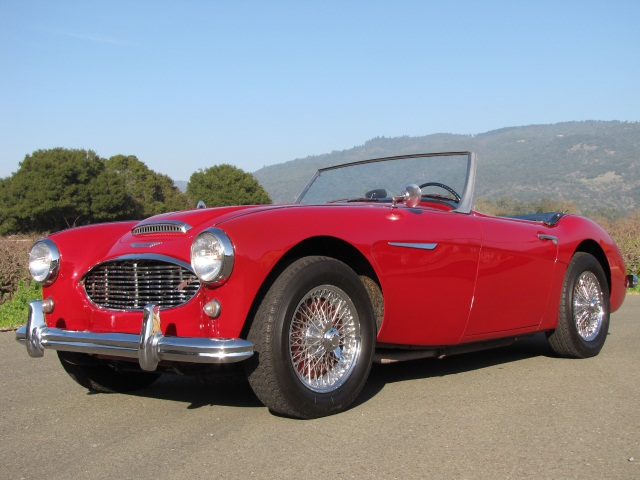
[127,332,555,413]
[130,370,263,410]
[355,332,555,407]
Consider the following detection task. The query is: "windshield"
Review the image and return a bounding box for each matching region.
[295,152,476,213]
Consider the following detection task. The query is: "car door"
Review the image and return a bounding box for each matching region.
[462,215,558,338]
[373,207,482,346]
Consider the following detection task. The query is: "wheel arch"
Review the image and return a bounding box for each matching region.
[574,239,611,293]
[241,236,384,339]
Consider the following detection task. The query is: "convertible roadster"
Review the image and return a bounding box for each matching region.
[16,152,635,418]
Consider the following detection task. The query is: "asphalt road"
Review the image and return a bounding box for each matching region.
[2,296,639,480]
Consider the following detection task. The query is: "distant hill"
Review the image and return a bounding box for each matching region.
[253,121,640,214]
[174,180,187,193]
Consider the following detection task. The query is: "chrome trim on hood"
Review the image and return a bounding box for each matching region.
[132,220,192,235]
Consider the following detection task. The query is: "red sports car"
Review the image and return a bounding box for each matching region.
[16,152,635,418]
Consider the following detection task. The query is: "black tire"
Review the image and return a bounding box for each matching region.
[547,252,610,358]
[58,352,161,393]
[245,256,376,419]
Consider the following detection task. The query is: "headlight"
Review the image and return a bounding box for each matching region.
[29,238,60,285]
[190,228,234,284]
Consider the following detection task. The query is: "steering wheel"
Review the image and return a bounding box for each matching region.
[418,182,461,203]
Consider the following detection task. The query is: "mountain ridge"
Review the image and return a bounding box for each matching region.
[252,121,640,213]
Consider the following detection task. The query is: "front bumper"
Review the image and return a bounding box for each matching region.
[15,300,254,371]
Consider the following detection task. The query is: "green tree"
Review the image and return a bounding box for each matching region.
[187,164,271,207]
[0,149,192,235]
[0,148,131,234]
[104,155,191,217]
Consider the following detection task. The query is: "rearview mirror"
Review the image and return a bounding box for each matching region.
[399,184,421,208]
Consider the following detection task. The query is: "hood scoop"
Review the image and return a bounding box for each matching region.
[132,220,192,236]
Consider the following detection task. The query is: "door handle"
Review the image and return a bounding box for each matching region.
[538,234,558,245]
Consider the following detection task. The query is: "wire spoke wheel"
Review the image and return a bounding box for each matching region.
[573,271,605,341]
[246,256,375,418]
[289,285,361,393]
[547,252,610,358]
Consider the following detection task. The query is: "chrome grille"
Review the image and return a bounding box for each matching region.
[83,259,200,310]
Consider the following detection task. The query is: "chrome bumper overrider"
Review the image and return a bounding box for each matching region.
[15,300,254,371]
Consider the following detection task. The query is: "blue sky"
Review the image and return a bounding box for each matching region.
[1,0,638,181]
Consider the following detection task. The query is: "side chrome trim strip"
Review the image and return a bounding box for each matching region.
[389,242,438,250]
[16,301,254,369]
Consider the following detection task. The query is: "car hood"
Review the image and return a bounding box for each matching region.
[40,204,290,269]
[111,204,297,252]
[135,204,292,231]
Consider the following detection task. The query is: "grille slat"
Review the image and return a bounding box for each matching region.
[83,259,200,310]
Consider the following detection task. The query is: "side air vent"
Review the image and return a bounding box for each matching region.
[132,221,191,236]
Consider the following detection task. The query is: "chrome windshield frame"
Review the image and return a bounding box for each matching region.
[294,151,477,214]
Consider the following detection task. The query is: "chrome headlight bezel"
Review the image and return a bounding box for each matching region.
[29,238,60,286]
[190,228,234,285]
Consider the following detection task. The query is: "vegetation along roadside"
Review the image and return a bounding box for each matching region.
[1,212,639,331]
[2,127,640,330]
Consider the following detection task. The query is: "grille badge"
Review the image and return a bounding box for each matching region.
[177,278,197,291]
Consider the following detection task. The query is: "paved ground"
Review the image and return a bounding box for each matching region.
[2,296,639,480]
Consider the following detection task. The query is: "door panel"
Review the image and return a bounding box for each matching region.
[463,216,558,337]
[374,208,481,345]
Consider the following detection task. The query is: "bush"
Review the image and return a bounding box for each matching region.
[0,235,42,329]
[595,210,640,278]
[0,280,41,329]
[0,235,39,305]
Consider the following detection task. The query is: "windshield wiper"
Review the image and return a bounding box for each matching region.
[326,197,384,204]
[421,193,457,202]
